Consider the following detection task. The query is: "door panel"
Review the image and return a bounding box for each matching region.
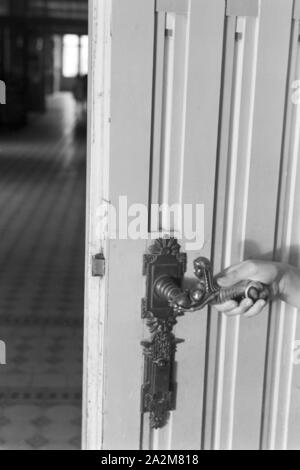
[84,0,300,450]
[169,0,225,450]
[103,0,155,450]
[206,0,294,450]
[283,7,300,449]
[143,0,226,450]
[262,1,300,450]
[146,0,226,450]
[197,0,294,450]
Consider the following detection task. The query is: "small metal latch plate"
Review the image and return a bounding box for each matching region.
[92,253,106,277]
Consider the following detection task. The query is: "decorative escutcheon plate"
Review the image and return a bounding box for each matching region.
[141,238,186,429]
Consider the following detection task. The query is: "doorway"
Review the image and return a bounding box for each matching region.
[0,0,88,450]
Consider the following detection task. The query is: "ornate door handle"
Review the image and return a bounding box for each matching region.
[156,257,270,314]
[141,238,270,429]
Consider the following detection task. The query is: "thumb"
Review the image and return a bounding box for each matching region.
[216,263,250,287]
[217,271,239,287]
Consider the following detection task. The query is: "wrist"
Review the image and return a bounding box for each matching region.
[279,268,289,302]
[279,264,300,308]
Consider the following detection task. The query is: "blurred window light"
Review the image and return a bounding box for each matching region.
[0,0,8,16]
[80,36,89,76]
[63,35,79,78]
[63,35,89,78]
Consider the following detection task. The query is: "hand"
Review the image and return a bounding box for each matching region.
[214,260,288,318]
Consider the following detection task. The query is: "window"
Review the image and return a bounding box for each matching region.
[80,36,89,75]
[0,0,8,16]
[62,34,88,78]
[63,35,79,78]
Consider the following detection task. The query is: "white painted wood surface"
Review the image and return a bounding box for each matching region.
[227,0,259,17]
[82,0,112,450]
[156,0,189,14]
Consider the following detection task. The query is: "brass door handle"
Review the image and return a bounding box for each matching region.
[155,257,271,314]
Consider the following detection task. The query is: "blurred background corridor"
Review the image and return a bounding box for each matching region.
[0,1,88,450]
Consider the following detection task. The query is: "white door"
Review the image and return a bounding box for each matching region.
[83,0,300,450]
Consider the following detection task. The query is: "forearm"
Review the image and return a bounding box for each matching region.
[280,265,300,309]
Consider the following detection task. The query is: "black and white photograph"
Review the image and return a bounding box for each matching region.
[0,0,300,453]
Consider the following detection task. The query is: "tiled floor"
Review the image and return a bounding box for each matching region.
[0,93,86,450]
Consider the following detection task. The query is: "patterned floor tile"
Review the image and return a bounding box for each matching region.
[0,93,86,449]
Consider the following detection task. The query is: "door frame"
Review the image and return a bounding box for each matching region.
[82,0,112,450]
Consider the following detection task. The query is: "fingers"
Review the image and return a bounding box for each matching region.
[214,300,238,313]
[243,300,267,318]
[221,298,254,317]
[214,298,267,319]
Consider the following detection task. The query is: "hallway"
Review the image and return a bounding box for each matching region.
[0,93,86,450]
